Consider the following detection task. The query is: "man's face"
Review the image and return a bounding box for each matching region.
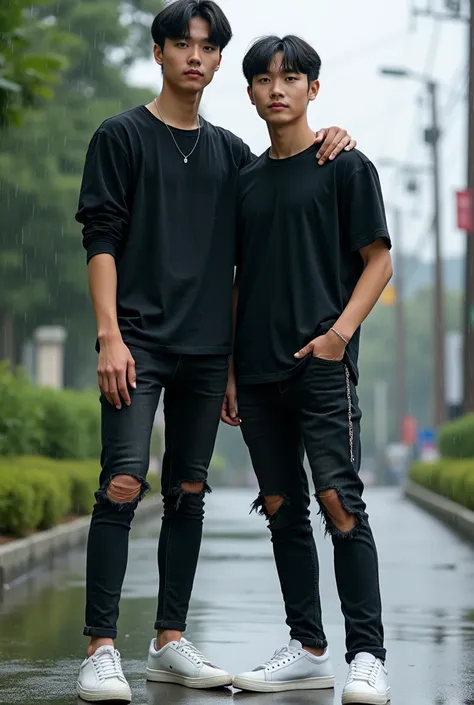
[154,17,222,94]
[248,52,319,126]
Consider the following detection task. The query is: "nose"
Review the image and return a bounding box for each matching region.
[188,46,202,66]
[270,81,285,98]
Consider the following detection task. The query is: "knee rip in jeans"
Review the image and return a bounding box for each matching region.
[166,480,212,511]
[96,473,150,511]
[250,493,289,523]
[316,487,362,539]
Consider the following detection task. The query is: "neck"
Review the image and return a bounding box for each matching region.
[153,80,202,129]
[268,116,315,160]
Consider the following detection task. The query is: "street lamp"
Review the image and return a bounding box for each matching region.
[379,66,446,428]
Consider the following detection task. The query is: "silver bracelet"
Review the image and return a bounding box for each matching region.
[330,327,349,346]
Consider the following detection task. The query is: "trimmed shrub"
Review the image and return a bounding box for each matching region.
[0,474,40,536]
[438,413,474,460]
[0,456,157,537]
[0,364,100,460]
[35,387,100,460]
[410,459,474,512]
[0,456,100,537]
[0,363,44,456]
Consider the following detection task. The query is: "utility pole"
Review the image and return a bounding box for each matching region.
[425,80,446,426]
[380,71,446,427]
[409,3,472,414]
[393,207,407,440]
[463,0,474,412]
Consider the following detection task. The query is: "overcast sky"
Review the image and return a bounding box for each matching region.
[129,0,469,261]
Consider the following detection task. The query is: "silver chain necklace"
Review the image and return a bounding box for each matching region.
[154,98,201,164]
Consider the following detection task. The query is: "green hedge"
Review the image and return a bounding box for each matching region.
[410,459,474,511]
[0,363,100,459]
[0,456,100,536]
[438,413,474,460]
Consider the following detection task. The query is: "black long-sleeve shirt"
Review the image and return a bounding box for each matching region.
[76,106,253,354]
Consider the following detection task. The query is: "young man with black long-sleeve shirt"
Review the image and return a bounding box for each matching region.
[74,1,356,701]
[223,36,393,704]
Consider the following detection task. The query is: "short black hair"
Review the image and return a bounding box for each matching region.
[242,35,321,86]
[152,0,232,52]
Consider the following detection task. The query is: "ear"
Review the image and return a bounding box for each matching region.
[308,79,320,102]
[215,53,223,71]
[247,85,255,106]
[153,43,164,67]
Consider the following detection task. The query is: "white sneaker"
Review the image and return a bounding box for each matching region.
[76,645,132,702]
[342,652,390,704]
[146,637,232,689]
[233,640,335,693]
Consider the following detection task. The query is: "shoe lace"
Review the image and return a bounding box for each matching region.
[260,645,299,670]
[176,639,213,666]
[349,657,381,687]
[92,649,124,682]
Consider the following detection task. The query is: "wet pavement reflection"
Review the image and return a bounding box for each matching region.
[1,487,474,704]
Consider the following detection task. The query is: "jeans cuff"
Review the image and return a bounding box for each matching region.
[154,620,187,632]
[297,637,328,650]
[83,625,117,639]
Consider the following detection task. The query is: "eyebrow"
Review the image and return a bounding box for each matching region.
[178,34,215,43]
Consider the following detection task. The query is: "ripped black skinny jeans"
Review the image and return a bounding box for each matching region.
[238,356,385,664]
[83,346,228,640]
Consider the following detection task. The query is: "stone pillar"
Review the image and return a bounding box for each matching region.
[34,326,67,390]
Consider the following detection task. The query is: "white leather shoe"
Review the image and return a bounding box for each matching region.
[233,640,335,693]
[77,645,131,702]
[342,652,390,704]
[146,637,232,689]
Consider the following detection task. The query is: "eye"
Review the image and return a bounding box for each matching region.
[258,77,270,84]
[285,76,298,82]
[204,45,217,52]
[176,41,188,48]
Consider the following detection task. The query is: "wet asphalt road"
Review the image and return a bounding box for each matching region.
[1,487,474,705]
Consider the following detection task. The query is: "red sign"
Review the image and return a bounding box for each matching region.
[402,416,417,446]
[456,189,473,232]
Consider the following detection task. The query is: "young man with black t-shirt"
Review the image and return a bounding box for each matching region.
[74,1,356,701]
[224,36,393,704]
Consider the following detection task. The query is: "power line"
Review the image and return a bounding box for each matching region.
[387,20,442,204]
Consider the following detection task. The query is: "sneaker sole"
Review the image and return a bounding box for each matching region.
[232,675,335,693]
[146,668,232,689]
[77,683,132,703]
[341,687,391,705]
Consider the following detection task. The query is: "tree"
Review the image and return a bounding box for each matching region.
[0,0,163,372]
[0,0,70,127]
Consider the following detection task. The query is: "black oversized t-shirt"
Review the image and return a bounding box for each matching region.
[234,145,391,385]
[76,106,253,354]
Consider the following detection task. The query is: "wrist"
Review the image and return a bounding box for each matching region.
[98,329,122,344]
[329,326,351,346]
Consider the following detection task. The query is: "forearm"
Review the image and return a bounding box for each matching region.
[88,254,121,342]
[334,253,393,341]
[229,277,239,373]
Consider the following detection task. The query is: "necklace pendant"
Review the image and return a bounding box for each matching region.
[184,157,188,164]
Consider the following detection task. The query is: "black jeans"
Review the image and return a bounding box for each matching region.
[83,346,228,640]
[238,356,385,664]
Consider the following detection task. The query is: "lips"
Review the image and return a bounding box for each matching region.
[185,70,203,77]
[269,103,288,109]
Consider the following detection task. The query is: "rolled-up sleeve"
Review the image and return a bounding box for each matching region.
[75,130,131,263]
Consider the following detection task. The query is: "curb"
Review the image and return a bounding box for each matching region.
[0,495,161,591]
[405,479,474,543]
